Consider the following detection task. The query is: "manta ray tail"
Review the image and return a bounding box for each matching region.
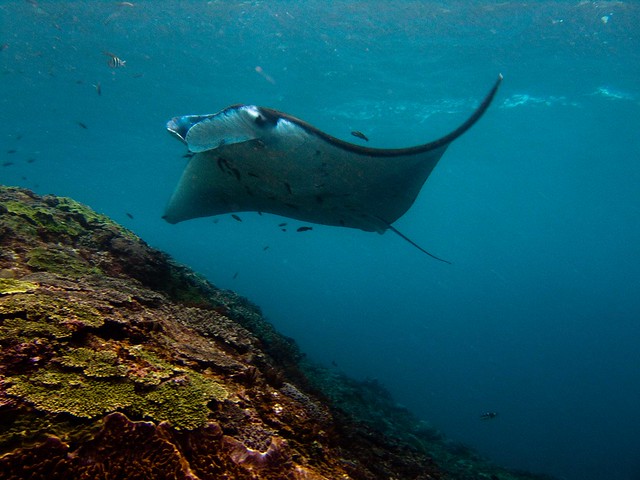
[386,224,452,264]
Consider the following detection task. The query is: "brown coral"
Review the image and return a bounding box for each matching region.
[224,435,291,470]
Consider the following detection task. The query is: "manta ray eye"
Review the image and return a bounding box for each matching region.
[244,106,268,126]
[245,106,278,128]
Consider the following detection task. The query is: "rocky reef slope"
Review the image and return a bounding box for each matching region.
[0,186,554,480]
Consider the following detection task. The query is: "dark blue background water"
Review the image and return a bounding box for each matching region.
[2,2,639,479]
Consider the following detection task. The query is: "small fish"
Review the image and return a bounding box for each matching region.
[2,161,14,167]
[76,121,88,129]
[231,214,242,222]
[296,226,313,232]
[263,246,270,251]
[182,152,195,158]
[93,82,102,95]
[255,65,276,85]
[103,12,120,25]
[480,412,498,420]
[107,56,126,68]
[232,271,238,279]
[104,52,126,68]
[278,222,287,227]
[6,149,17,154]
[0,44,9,52]
[126,212,134,219]
[117,1,135,6]
[27,158,36,163]
[351,130,369,142]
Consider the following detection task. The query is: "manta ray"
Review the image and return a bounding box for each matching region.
[164,75,502,262]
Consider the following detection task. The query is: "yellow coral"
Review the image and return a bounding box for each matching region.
[0,293,105,341]
[58,347,127,378]
[0,278,38,295]
[0,316,72,341]
[133,371,228,430]
[7,371,136,418]
[6,348,228,430]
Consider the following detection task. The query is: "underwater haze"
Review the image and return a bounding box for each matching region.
[2,1,640,479]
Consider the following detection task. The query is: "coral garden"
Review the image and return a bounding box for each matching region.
[0,186,556,479]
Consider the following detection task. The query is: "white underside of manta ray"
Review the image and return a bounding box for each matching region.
[164,75,503,263]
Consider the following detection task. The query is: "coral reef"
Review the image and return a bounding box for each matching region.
[0,186,556,480]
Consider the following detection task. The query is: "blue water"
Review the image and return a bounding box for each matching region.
[2,2,640,479]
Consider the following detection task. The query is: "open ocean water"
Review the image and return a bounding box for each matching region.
[2,1,640,479]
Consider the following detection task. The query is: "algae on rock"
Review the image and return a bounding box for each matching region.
[26,247,102,277]
[0,278,38,295]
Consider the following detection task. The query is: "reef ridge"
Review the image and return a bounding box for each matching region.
[0,186,556,480]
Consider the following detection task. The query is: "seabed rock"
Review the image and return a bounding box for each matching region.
[0,186,556,480]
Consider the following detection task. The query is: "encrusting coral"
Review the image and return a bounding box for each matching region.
[0,186,556,480]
